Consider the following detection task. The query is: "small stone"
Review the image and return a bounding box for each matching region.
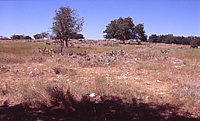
[160,96,165,99]
[157,80,162,83]
[123,76,128,79]
[34,68,39,71]
[146,82,151,85]
[89,93,96,97]
[156,92,165,95]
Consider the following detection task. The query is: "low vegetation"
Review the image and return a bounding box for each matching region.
[0,40,199,120]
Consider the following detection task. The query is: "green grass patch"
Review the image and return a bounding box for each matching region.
[0,42,56,64]
[171,48,200,61]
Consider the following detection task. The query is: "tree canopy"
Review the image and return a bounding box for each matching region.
[52,6,84,47]
[11,34,32,40]
[148,34,200,47]
[135,24,147,42]
[103,17,147,43]
[68,32,84,39]
[34,32,49,40]
[34,34,43,40]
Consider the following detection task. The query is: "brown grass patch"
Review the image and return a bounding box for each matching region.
[0,40,199,119]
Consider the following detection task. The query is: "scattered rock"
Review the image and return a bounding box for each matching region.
[34,68,39,71]
[106,74,109,76]
[146,82,151,85]
[89,93,96,97]
[29,71,32,74]
[156,92,165,95]
[157,80,162,83]
[123,76,128,79]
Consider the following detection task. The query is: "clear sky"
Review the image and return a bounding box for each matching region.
[0,0,199,40]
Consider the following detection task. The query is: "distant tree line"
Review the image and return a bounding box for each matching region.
[0,35,10,40]
[0,32,84,41]
[10,35,32,40]
[149,34,200,47]
[1,5,199,49]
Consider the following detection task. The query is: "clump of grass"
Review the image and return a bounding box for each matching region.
[170,83,200,117]
[18,81,74,108]
[95,76,106,95]
[0,82,12,97]
[46,84,67,106]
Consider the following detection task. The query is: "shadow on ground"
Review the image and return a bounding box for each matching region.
[0,94,199,121]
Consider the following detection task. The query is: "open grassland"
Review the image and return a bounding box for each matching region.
[0,40,199,120]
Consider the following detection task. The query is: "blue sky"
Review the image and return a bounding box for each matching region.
[0,0,199,40]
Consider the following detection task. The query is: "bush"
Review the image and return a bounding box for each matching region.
[190,40,198,48]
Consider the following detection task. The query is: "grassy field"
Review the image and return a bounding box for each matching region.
[0,40,199,120]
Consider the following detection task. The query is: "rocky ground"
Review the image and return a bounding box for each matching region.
[0,40,199,120]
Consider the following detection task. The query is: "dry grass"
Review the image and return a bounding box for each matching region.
[0,40,199,120]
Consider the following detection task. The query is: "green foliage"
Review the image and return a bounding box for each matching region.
[34,32,49,40]
[52,6,84,47]
[24,36,32,40]
[149,34,200,46]
[10,34,32,40]
[135,24,147,41]
[103,17,147,43]
[11,34,24,40]
[34,34,42,39]
[41,32,49,39]
[69,32,84,39]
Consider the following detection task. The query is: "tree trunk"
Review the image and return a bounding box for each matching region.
[59,39,64,55]
[65,39,68,47]
[123,40,125,44]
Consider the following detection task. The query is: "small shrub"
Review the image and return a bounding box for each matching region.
[190,40,198,48]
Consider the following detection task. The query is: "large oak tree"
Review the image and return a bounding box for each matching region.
[103,17,147,43]
[52,6,84,47]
